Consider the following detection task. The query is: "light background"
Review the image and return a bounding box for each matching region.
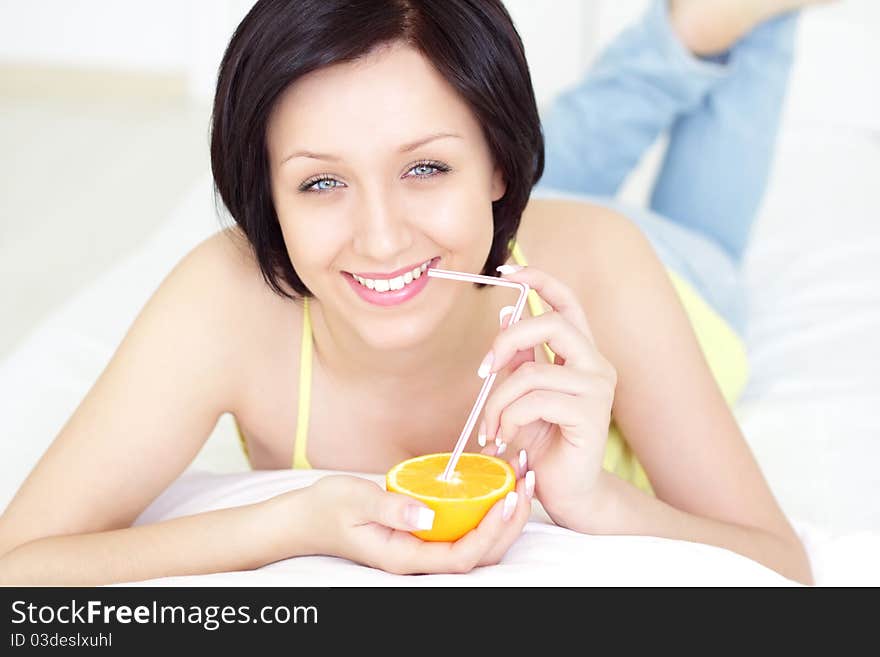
[1,1,878,539]
[2,0,877,357]
[0,0,656,358]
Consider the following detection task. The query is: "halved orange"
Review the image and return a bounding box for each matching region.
[386,452,516,542]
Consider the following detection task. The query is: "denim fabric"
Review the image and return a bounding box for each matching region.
[533,0,798,337]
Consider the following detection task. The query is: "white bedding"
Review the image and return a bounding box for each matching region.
[116,468,871,587]
[121,468,799,587]
[1,3,878,586]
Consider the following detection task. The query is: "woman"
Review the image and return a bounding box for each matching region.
[0,0,817,584]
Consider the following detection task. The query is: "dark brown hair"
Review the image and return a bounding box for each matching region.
[210,0,544,299]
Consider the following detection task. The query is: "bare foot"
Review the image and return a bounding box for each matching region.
[669,0,835,56]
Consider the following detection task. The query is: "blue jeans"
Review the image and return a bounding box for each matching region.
[534,0,798,338]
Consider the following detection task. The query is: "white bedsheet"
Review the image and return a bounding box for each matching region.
[123,469,794,586]
[116,468,872,587]
[1,4,878,585]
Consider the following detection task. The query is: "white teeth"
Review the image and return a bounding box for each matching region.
[352,258,433,292]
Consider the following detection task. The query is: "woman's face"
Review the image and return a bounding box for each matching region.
[266,41,506,350]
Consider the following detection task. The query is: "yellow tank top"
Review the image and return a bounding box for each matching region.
[235,240,750,496]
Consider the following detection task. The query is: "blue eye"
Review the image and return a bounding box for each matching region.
[299,176,344,194]
[410,164,438,176]
[298,160,451,194]
[408,160,451,179]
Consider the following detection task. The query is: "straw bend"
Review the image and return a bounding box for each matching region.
[425,267,530,482]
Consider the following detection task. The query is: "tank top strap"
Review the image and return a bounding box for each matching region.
[293,296,313,469]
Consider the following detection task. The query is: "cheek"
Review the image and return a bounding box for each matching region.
[276,210,348,288]
[410,183,494,256]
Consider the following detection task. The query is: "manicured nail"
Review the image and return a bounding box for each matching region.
[495,440,507,456]
[525,470,535,499]
[496,264,525,275]
[518,449,527,473]
[477,420,486,447]
[405,505,435,530]
[477,351,494,379]
[499,305,515,326]
[502,491,518,521]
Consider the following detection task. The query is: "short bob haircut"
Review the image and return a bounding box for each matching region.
[210,0,544,300]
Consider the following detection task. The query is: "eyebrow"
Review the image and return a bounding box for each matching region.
[280,132,463,166]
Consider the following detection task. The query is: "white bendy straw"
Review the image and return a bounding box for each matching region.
[425,266,530,482]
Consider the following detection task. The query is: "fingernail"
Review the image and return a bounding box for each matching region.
[405,505,435,530]
[502,491,518,521]
[525,470,535,499]
[477,420,486,447]
[477,351,494,379]
[495,440,507,456]
[496,264,525,275]
[518,449,527,473]
[499,305,515,326]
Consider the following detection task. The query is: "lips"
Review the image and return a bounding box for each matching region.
[342,256,440,307]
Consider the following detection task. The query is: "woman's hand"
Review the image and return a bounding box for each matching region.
[477,265,617,528]
[291,473,531,575]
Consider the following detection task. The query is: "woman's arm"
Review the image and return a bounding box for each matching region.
[0,490,312,585]
[522,202,812,585]
[0,229,258,584]
[565,469,812,584]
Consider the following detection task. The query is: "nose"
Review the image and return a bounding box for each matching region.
[351,184,413,262]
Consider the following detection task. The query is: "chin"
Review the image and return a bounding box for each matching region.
[356,311,440,351]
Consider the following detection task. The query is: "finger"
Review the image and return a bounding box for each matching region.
[364,486,437,533]
[380,489,521,575]
[482,361,589,445]
[497,389,589,449]
[370,471,533,575]
[496,304,535,375]
[484,312,596,377]
[497,346,534,375]
[477,476,533,566]
[362,476,532,575]
[511,447,529,479]
[449,487,523,571]
[477,419,507,456]
[478,436,510,458]
[499,305,516,329]
[496,265,595,341]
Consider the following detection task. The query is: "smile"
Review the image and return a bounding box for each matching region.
[343,256,440,307]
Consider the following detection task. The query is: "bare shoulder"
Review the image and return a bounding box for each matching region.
[516,196,677,382]
[516,197,655,306]
[178,225,296,324]
[172,225,301,395]
[178,226,263,300]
